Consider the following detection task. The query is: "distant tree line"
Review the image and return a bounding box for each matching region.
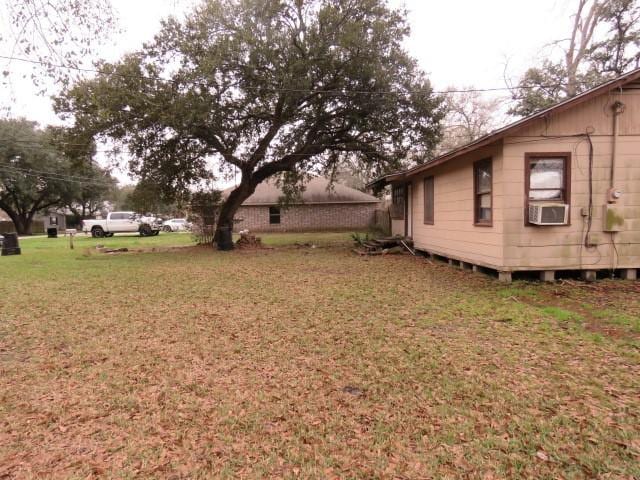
[0,118,117,234]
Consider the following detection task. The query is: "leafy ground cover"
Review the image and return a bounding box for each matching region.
[1,233,639,478]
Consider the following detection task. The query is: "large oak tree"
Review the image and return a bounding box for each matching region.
[0,119,99,234]
[56,0,444,247]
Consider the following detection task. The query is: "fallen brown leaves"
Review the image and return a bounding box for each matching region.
[0,237,639,478]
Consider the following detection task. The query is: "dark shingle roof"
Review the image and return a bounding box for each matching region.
[223,177,380,205]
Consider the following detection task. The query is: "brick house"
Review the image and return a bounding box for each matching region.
[224,177,380,232]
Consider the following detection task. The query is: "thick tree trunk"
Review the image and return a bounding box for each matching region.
[1,196,54,235]
[213,176,259,250]
[5,212,32,235]
[21,213,36,235]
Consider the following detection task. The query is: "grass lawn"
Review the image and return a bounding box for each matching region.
[1,233,639,478]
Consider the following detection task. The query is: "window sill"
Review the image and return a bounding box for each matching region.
[474,222,493,227]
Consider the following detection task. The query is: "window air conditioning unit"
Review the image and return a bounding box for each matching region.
[528,204,569,225]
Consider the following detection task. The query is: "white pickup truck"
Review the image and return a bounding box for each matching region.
[82,211,162,238]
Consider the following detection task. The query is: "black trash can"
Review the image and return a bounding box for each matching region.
[216,226,234,251]
[47,227,58,238]
[1,232,21,256]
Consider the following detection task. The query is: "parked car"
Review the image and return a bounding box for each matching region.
[140,214,164,228]
[82,211,162,238]
[162,218,191,232]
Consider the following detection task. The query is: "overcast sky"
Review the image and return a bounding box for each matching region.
[0,0,575,183]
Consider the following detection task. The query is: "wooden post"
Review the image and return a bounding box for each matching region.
[64,228,76,250]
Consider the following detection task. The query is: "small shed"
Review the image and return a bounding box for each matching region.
[43,212,66,234]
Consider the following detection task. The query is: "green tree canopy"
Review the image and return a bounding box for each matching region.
[122,178,187,216]
[56,0,445,247]
[48,127,118,223]
[64,161,117,223]
[0,119,84,234]
[509,0,640,117]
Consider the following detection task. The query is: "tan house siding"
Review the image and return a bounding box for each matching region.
[389,88,640,272]
[512,87,640,138]
[407,145,505,268]
[501,89,640,270]
[371,73,640,275]
[235,203,377,232]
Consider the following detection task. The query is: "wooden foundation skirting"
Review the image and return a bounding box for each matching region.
[414,248,638,283]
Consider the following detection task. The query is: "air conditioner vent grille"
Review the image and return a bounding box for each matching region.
[529,204,569,225]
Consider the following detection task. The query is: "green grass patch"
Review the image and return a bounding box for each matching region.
[497,285,538,299]
[541,306,584,323]
[593,309,640,333]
